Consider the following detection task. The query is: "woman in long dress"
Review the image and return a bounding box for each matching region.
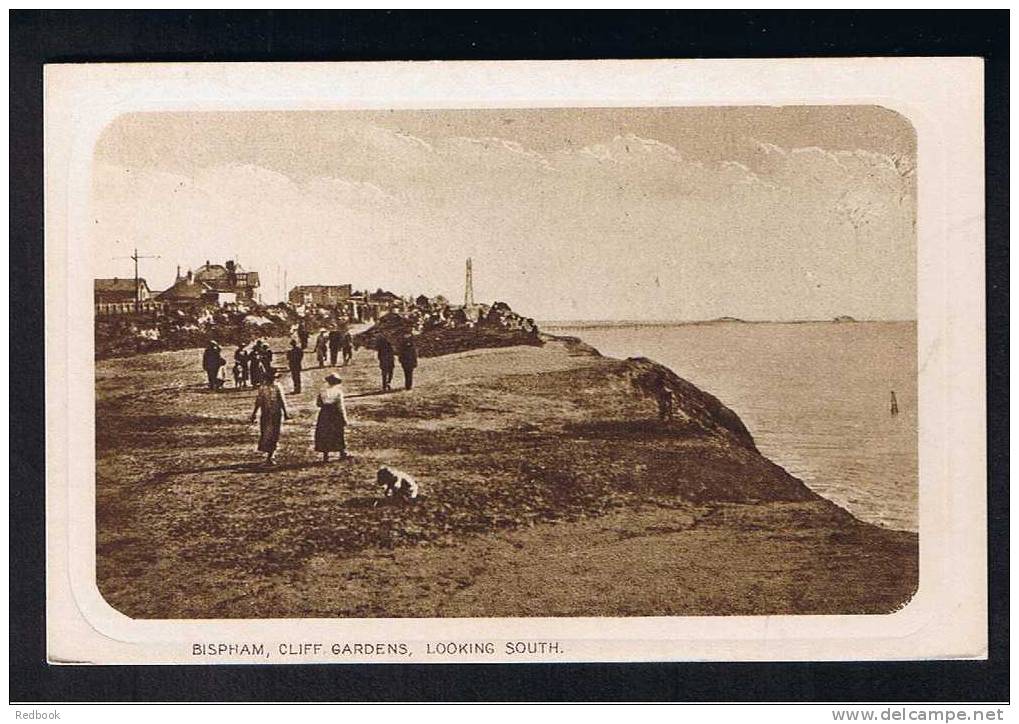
[315,373,349,461]
[250,367,289,465]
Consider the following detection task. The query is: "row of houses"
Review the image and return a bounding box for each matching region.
[95,260,261,315]
[287,284,408,322]
[95,260,409,323]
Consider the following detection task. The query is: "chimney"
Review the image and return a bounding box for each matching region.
[176,265,182,281]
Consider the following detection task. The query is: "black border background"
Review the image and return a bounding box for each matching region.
[9,10,1008,703]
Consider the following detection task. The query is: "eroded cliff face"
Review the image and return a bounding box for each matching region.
[550,334,756,450]
[624,356,759,452]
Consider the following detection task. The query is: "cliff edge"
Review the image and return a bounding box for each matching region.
[94,336,918,618]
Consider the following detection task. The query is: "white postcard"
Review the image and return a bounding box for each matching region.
[45,58,986,664]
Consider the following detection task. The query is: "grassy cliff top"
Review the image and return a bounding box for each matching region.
[95,336,917,618]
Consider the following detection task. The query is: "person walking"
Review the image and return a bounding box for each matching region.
[233,344,249,388]
[657,386,675,421]
[286,338,304,394]
[341,330,354,365]
[315,373,350,462]
[250,368,290,466]
[315,329,329,368]
[328,328,343,366]
[202,341,225,391]
[397,335,418,391]
[248,341,263,386]
[377,335,396,391]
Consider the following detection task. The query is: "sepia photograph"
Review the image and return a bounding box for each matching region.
[90,106,920,620]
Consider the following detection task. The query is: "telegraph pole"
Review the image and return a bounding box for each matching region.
[113,247,161,313]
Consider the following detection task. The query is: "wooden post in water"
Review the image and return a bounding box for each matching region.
[890,390,899,416]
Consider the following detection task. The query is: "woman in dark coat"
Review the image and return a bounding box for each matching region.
[250,368,289,465]
[315,373,349,461]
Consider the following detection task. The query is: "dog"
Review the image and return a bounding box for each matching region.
[376,465,419,504]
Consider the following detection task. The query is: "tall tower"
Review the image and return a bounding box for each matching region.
[464,257,474,307]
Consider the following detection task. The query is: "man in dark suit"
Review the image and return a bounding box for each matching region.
[376,336,395,391]
[286,338,304,394]
[397,335,418,391]
[202,341,225,390]
[328,329,343,366]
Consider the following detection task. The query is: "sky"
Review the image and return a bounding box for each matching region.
[91,107,916,321]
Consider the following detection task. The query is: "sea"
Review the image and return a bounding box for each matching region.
[543,321,918,532]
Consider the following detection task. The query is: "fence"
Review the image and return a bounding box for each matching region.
[95,301,169,317]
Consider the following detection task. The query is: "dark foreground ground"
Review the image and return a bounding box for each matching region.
[95,336,917,617]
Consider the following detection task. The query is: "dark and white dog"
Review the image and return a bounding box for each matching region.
[377,465,420,504]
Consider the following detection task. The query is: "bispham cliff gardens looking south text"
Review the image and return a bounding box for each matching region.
[89,106,918,618]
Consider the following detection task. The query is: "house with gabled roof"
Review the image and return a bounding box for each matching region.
[94,277,151,304]
[192,259,260,301]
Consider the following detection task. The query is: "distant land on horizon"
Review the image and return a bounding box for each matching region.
[539,317,917,328]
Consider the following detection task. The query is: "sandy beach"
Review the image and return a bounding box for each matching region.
[95,335,917,618]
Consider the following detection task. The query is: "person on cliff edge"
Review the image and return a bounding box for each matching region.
[657,386,675,422]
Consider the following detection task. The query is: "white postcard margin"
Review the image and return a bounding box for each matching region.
[44,58,986,664]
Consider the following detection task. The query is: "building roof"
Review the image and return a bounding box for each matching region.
[290,284,352,293]
[194,263,228,280]
[193,261,258,290]
[157,278,212,300]
[95,278,148,292]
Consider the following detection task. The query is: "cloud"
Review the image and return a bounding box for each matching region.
[440,136,554,172]
[305,176,396,203]
[91,125,916,321]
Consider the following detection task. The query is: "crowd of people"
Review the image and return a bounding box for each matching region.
[312,327,354,368]
[202,339,278,390]
[200,329,420,466]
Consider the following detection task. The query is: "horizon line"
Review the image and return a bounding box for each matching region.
[538,317,918,326]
